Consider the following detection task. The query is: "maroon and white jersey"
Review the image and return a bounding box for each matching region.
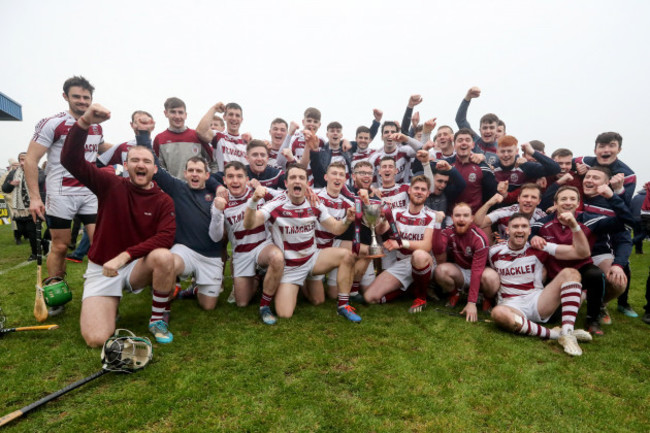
[212,131,247,172]
[489,242,558,299]
[224,186,274,255]
[98,139,135,177]
[260,193,331,268]
[487,204,547,240]
[369,145,417,184]
[351,148,376,170]
[289,131,325,184]
[392,207,436,261]
[313,189,353,248]
[429,148,456,160]
[379,184,410,210]
[33,112,103,196]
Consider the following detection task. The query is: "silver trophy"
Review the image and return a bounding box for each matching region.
[362,202,386,258]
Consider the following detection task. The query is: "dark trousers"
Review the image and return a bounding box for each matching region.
[14,217,37,255]
[578,263,605,323]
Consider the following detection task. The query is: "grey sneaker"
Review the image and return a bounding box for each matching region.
[642,313,650,325]
[48,305,65,317]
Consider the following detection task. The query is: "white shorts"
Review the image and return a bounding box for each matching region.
[46,193,98,220]
[171,244,224,298]
[232,240,273,278]
[386,257,435,290]
[498,290,547,323]
[82,260,141,301]
[311,239,341,284]
[326,254,375,287]
[281,250,322,286]
[381,249,398,269]
[592,253,614,266]
[452,263,472,289]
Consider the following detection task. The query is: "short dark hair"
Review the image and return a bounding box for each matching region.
[480,113,499,125]
[587,165,612,180]
[356,126,371,137]
[551,148,573,159]
[63,76,94,96]
[224,161,247,174]
[271,118,288,128]
[225,102,243,115]
[508,212,530,226]
[246,140,268,153]
[185,156,209,172]
[529,140,545,153]
[381,121,399,134]
[454,128,474,141]
[595,132,623,149]
[380,156,396,166]
[497,119,506,130]
[164,97,186,111]
[327,121,342,130]
[520,183,542,195]
[286,162,307,177]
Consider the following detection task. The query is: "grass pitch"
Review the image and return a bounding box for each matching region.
[0,225,649,432]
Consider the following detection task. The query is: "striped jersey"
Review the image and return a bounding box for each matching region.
[224,187,274,255]
[489,242,558,299]
[391,207,436,261]
[212,131,247,172]
[260,193,331,268]
[369,146,417,184]
[314,189,354,248]
[379,184,410,210]
[32,111,103,196]
[487,204,547,240]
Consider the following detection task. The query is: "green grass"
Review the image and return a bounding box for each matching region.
[1,224,649,432]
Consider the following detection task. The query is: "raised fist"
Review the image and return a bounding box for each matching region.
[435,160,452,172]
[253,185,267,201]
[416,149,430,164]
[408,94,423,108]
[597,184,614,199]
[497,180,509,196]
[213,196,227,211]
[80,104,111,126]
[423,118,437,134]
[465,87,481,100]
[373,108,383,122]
[213,102,226,113]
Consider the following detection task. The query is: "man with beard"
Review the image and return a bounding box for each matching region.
[243,151,361,322]
[433,203,500,321]
[363,176,438,314]
[60,104,176,347]
[489,213,592,356]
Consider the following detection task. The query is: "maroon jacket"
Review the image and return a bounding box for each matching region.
[61,123,175,265]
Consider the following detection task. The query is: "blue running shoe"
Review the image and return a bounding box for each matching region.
[337,304,362,323]
[149,320,174,344]
[617,304,639,318]
[259,306,277,325]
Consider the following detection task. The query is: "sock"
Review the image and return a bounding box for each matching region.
[350,281,360,296]
[260,292,273,308]
[151,290,171,324]
[337,293,349,308]
[380,289,403,304]
[516,315,554,340]
[560,282,582,335]
[411,263,432,301]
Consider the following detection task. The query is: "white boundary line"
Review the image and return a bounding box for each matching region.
[0,260,32,276]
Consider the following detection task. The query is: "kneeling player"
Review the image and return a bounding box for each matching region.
[215,161,284,325]
[244,161,361,322]
[433,203,500,322]
[489,213,592,356]
[60,104,176,346]
[363,175,438,313]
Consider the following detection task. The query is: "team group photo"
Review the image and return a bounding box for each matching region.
[1,1,649,431]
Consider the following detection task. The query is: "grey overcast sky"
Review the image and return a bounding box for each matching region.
[1,0,649,184]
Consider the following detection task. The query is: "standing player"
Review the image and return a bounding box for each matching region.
[152,97,212,179]
[363,176,438,313]
[25,76,108,314]
[60,104,176,347]
[267,118,289,169]
[197,102,247,172]
[368,122,423,185]
[217,161,284,325]
[489,213,592,356]
[433,203,500,321]
[243,160,361,322]
[454,86,499,166]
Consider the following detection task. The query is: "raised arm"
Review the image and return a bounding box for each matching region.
[551,212,590,260]
[196,102,226,144]
[455,87,480,140]
[243,185,268,230]
[209,196,226,242]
